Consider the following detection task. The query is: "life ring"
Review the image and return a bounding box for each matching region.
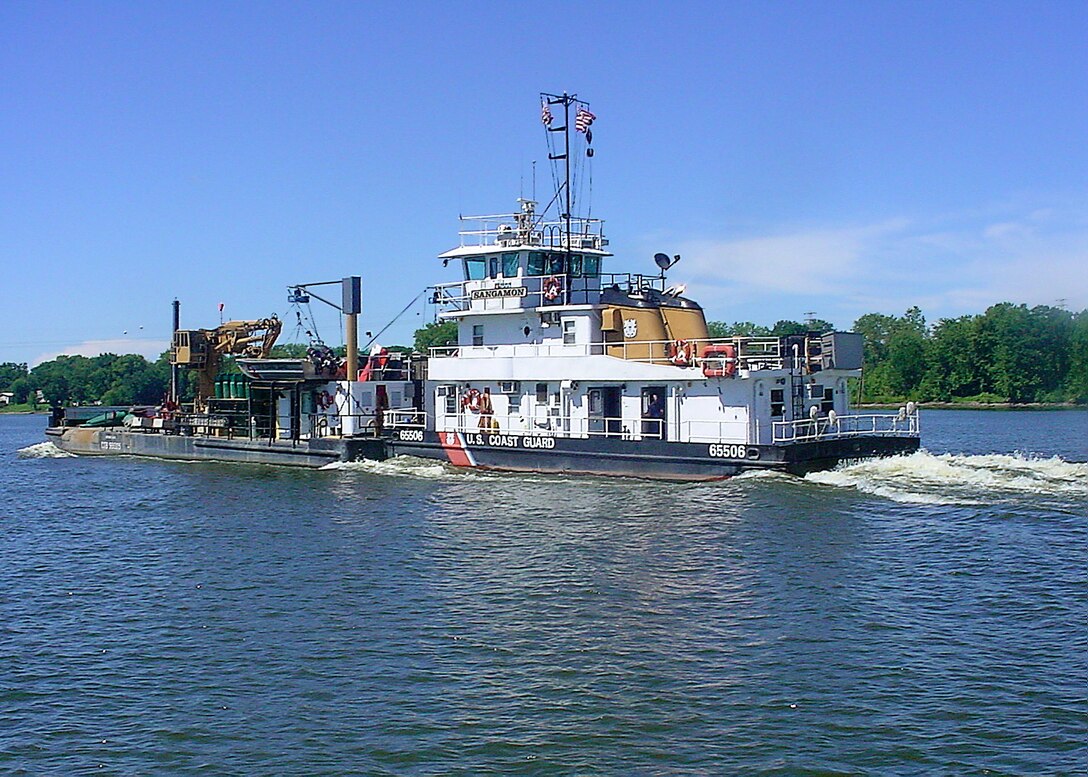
[701,343,737,377]
[542,276,563,301]
[670,339,693,367]
[462,388,481,412]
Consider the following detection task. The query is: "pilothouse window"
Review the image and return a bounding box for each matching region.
[528,252,547,276]
[502,252,520,277]
[583,255,600,277]
[465,256,486,280]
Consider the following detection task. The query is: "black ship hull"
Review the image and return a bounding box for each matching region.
[47,423,917,479]
[46,426,385,469]
[386,429,919,480]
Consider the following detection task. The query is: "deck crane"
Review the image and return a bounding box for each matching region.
[171,317,282,409]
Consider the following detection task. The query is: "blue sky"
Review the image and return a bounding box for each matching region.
[2,1,1086,366]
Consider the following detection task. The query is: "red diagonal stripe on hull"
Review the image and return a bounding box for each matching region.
[438,432,474,467]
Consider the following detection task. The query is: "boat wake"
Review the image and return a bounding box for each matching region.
[321,455,504,481]
[321,456,616,486]
[17,442,74,459]
[806,450,1088,506]
[733,469,794,481]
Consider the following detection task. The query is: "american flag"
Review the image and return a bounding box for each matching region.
[575,106,596,133]
[541,101,553,127]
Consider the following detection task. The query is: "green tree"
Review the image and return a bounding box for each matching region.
[770,320,808,336]
[924,315,981,400]
[414,320,457,352]
[25,352,169,407]
[1026,305,1074,399]
[1067,310,1088,402]
[853,312,899,366]
[8,376,32,404]
[270,343,310,358]
[0,362,28,391]
[706,321,771,337]
[37,371,69,404]
[974,303,1047,402]
[885,327,927,396]
[852,307,930,401]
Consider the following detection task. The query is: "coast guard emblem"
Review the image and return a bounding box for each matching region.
[623,319,638,338]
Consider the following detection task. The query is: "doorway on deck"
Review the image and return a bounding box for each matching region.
[588,386,623,438]
[641,385,666,440]
[374,384,388,435]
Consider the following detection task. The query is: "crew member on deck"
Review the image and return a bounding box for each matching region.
[645,393,665,440]
[478,388,496,430]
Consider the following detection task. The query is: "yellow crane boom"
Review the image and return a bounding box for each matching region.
[171,317,282,408]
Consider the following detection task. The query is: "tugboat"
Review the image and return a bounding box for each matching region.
[47,92,919,478]
[380,92,920,478]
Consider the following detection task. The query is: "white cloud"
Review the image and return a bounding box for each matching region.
[982,221,1032,242]
[32,338,169,367]
[678,220,910,296]
[662,203,1088,327]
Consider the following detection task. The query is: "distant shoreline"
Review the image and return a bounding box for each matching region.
[859,402,1086,411]
[4,403,1085,417]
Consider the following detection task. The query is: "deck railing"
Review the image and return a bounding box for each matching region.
[385,410,666,440]
[455,213,606,250]
[385,408,919,445]
[432,272,668,313]
[428,336,795,371]
[772,411,920,443]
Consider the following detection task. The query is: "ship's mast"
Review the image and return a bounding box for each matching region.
[543,91,572,252]
[542,91,593,252]
[564,96,571,250]
[542,91,595,305]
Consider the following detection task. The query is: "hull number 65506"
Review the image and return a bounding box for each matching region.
[708,443,752,459]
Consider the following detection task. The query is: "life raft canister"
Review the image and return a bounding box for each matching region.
[542,276,563,301]
[670,339,693,367]
[702,343,738,377]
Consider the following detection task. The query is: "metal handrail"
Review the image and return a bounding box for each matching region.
[773,411,920,442]
[431,272,676,313]
[456,213,606,249]
[427,336,797,371]
[383,407,919,445]
[384,409,665,440]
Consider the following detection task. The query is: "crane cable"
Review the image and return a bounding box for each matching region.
[362,288,431,352]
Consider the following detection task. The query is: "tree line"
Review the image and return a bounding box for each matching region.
[709,303,1088,404]
[0,354,172,408]
[0,341,420,410]
[4,303,1086,408]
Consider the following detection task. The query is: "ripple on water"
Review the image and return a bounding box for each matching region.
[3,412,1087,774]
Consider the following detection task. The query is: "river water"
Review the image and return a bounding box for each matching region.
[3,410,1086,775]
